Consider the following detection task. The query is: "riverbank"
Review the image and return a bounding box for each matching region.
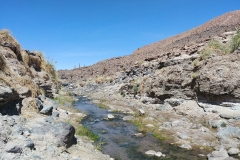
[0,88,113,160]
[72,82,240,160]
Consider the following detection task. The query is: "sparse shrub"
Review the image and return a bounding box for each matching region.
[199,48,212,60]
[133,85,138,97]
[97,103,109,109]
[121,93,126,97]
[220,122,227,127]
[139,77,148,95]
[54,93,75,105]
[191,72,199,79]
[76,125,99,141]
[95,76,105,84]
[0,29,18,44]
[192,59,200,67]
[230,30,240,53]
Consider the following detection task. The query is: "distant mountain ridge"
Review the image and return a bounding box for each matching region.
[58,10,240,82]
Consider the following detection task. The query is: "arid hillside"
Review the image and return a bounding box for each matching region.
[58,10,240,83]
[0,30,58,114]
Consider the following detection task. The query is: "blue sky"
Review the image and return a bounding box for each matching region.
[0,1,239,70]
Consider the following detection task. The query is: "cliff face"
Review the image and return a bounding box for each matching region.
[0,30,57,113]
[58,10,240,83]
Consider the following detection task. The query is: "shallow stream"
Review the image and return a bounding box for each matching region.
[74,96,207,160]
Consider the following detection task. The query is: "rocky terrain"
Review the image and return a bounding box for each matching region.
[0,30,112,160]
[59,10,240,159]
[59,10,240,83]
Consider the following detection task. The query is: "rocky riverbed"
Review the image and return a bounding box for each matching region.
[69,82,240,160]
[0,94,113,160]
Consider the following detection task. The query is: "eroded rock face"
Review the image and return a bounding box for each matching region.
[0,85,18,106]
[0,31,57,112]
[197,53,240,103]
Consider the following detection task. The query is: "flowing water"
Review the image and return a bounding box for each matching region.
[74,96,207,160]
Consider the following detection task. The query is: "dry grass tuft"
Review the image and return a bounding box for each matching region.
[95,76,105,84]
[0,54,6,70]
[139,76,148,95]
[0,29,22,61]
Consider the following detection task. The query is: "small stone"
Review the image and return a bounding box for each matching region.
[134,133,144,137]
[180,144,192,150]
[220,114,234,119]
[5,144,22,153]
[122,116,134,121]
[146,124,155,128]
[155,152,162,157]
[40,105,53,115]
[25,140,34,150]
[145,150,156,156]
[178,133,189,139]
[139,109,145,116]
[228,147,239,155]
[207,148,229,160]
[44,116,55,123]
[51,112,59,118]
[107,114,114,120]
[24,131,31,137]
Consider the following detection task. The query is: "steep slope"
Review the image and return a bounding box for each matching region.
[58,10,240,83]
[0,30,57,114]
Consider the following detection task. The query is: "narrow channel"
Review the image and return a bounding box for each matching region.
[74,96,207,160]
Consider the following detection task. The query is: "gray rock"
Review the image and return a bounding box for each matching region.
[35,98,43,110]
[44,116,55,123]
[122,116,134,121]
[178,133,189,139]
[207,148,229,160]
[12,125,23,135]
[220,114,234,119]
[180,144,192,150]
[25,139,34,150]
[5,143,22,153]
[145,150,156,156]
[51,122,76,147]
[51,112,60,117]
[0,85,12,95]
[217,126,240,139]
[107,114,114,120]
[134,133,144,137]
[228,147,239,155]
[138,109,145,116]
[40,105,53,115]
[48,146,55,155]
[224,157,237,160]
[209,119,227,128]
[163,122,172,127]
[164,98,184,107]
[156,104,168,110]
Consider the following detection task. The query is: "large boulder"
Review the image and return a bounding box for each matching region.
[31,122,76,148]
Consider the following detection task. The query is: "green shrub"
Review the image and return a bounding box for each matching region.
[230,30,240,53]
[133,85,138,97]
[76,125,99,141]
[220,122,227,127]
[191,72,199,79]
[208,40,229,54]
[199,48,212,60]
[192,59,199,67]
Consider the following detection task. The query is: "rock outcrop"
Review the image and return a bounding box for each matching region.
[0,30,58,114]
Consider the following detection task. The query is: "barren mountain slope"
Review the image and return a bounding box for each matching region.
[58,10,240,82]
